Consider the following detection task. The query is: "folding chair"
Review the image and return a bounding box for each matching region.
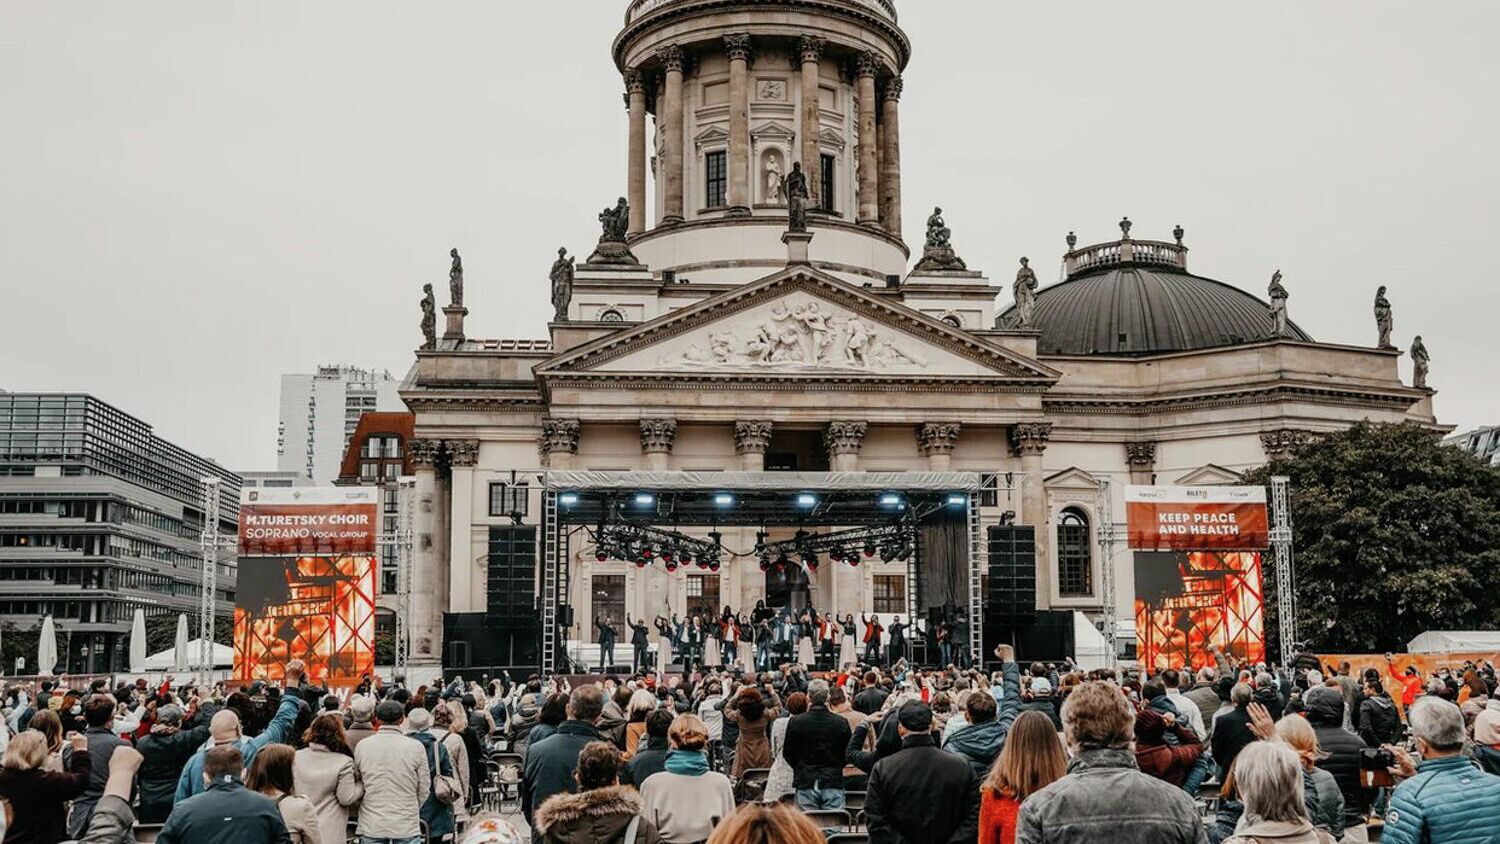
[826,834,870,844]
[132,824,165,843]
[841,790,867,813]
[804,809,852,832]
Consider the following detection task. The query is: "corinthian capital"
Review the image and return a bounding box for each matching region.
[639,418,678,455]
[1125,441,1157,468]
[799,36,826,64]
[855,51,881,78]
[734,420,774,456]
[542,418,581,456]
[624,69,646,95]
[406,438,441,468]
[446,439,480,468]
[723,33,752,63]
[882,75,904,102]
[1010,422,1053,457]
[657,45,685,73]
[918,422,962,456]
[1260,428,1316,462]
[824,421,868,457]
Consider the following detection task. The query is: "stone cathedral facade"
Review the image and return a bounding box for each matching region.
[397,0,1440,678]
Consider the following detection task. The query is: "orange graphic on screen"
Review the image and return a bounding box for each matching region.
[1133,551,1265,671]
[232,555,376,686]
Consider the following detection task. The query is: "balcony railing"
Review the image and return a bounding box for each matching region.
[626,0,896,25]
[1065,238,1188,277]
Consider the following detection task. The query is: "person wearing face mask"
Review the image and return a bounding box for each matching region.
[174,661,306,802]
[63,694,129,839]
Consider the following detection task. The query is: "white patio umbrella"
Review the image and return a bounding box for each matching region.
[173,614,190,671]
[129,608,148,673]
[37,614,58,676]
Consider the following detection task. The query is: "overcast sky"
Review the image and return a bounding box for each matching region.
[2,1,1496,470]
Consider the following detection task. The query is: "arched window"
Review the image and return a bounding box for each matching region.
[940,314,963,328]
[1056,507,1093,597]
[599,308,625,323]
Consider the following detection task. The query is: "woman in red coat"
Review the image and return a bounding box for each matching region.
[978,711,1066,844]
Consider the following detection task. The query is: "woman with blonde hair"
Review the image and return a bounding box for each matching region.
[623,689,658,759]
[705,803,823,844]
[432,702,474,827]
[1221,741,1335,844]
[1273,716,1344,838]
[24,709,63,772]
[978,710,1067,844]
[638,714,735,844]
[0,730,90,844]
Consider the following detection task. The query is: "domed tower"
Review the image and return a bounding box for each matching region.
[614,0,911,287]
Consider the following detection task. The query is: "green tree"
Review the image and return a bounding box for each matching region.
[1244,421,1500,654]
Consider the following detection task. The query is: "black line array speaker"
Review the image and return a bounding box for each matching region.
[443,612,539,674]
[987,525,1037,625]
[487,526,537,621]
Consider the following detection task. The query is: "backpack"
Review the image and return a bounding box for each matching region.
[424,736,464,805]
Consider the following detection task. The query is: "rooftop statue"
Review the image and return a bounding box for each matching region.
[550,247,576,323]
[783,162,810,233]
[1014,257,1039,328]
[1410,334,1430,389]
[1268,270,1289,337]
[419,283,436,351]
[587,197,639,265]
[913,206,967,271]
[448,248,464,308]
[1374,286,1395,349]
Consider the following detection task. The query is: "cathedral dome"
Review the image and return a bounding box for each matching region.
[996,225,1313,356]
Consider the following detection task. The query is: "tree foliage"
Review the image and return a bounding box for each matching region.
[1244,421,1500,654]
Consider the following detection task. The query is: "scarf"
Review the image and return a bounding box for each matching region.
[664,749,710,777]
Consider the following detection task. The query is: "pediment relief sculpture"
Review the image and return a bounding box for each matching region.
[661,298,929,373]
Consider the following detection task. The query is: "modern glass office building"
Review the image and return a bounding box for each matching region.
[0,393,239,674]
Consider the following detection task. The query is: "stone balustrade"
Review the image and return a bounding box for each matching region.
[626,0,897,25]
[1065,238,1188,277]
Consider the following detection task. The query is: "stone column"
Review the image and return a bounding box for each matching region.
[880,75,903,237]
[724,34,752,217]
[542,418,581,470]
[659,45,686,225]
[918,422,961,471]
[1125,441,1157,485]
[824,421,867,472]
[799,36,825,210]
[625,70,648,235]
[734,420,773,471]
[855,52,880,226]
[406,439,443,678]
[640,419,678,471]
[446,440,479,614]
[1011,423,1054,607]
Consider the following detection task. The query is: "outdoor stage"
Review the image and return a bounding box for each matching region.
[540,471,985,675]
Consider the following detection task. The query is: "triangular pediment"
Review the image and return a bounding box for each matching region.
[1045,467,1100,490]
[536,268,1060,384]
[752,121,796,140]
[1175,464,1244,486]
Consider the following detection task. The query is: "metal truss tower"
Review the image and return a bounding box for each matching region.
[1269,475,1297,667]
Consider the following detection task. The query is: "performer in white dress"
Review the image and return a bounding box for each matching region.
[654,614,676,669]
[796,609,816,666]
[837,613,858,669]
[735,613,755,668]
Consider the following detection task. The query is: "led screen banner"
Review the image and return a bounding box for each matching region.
[1134,551,1267,671]
[1125,485,1269,551]
[235,488,378,686]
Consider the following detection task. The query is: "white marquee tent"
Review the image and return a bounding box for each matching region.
[1407,630,1500,654]
[142,639,232,671]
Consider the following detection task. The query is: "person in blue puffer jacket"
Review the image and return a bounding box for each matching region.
[1381,696,1500,844]
[174,662,306,801]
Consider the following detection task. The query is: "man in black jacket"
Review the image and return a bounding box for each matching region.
[595,617,617,671]
[783,679,853,811]
[136,703,211,823]
[865,701,978,844]
[853,671,889,715]
[1304,685,1376,832]
[626,615,651,672]
[521,686,606,840]
[1210,683,1257,780]
[1357,676,1400,747]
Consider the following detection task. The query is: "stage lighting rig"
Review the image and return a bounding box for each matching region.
[757,518,917,569]
[592,522,722,570]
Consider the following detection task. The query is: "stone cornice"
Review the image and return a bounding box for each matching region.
[540,373,1054,394]
[1042,383,1419,417]
[614,0,912,73]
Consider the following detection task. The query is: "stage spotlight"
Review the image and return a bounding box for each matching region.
[880,493,903,508]
[642,545,656,560]
[947,493,967,507]
[665,559,679,573]
[863,542,877,558]
[796,493,817,508]
[595,549,609,563]
[758,557,770,572]
[679,552,693,566]
[708,559,721,572]
[635,493,655,506]
[880,545,898,563]
[714,494,734,507]
[897,542,913,562]
[559,492,580,506]
[634,557,649,569]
